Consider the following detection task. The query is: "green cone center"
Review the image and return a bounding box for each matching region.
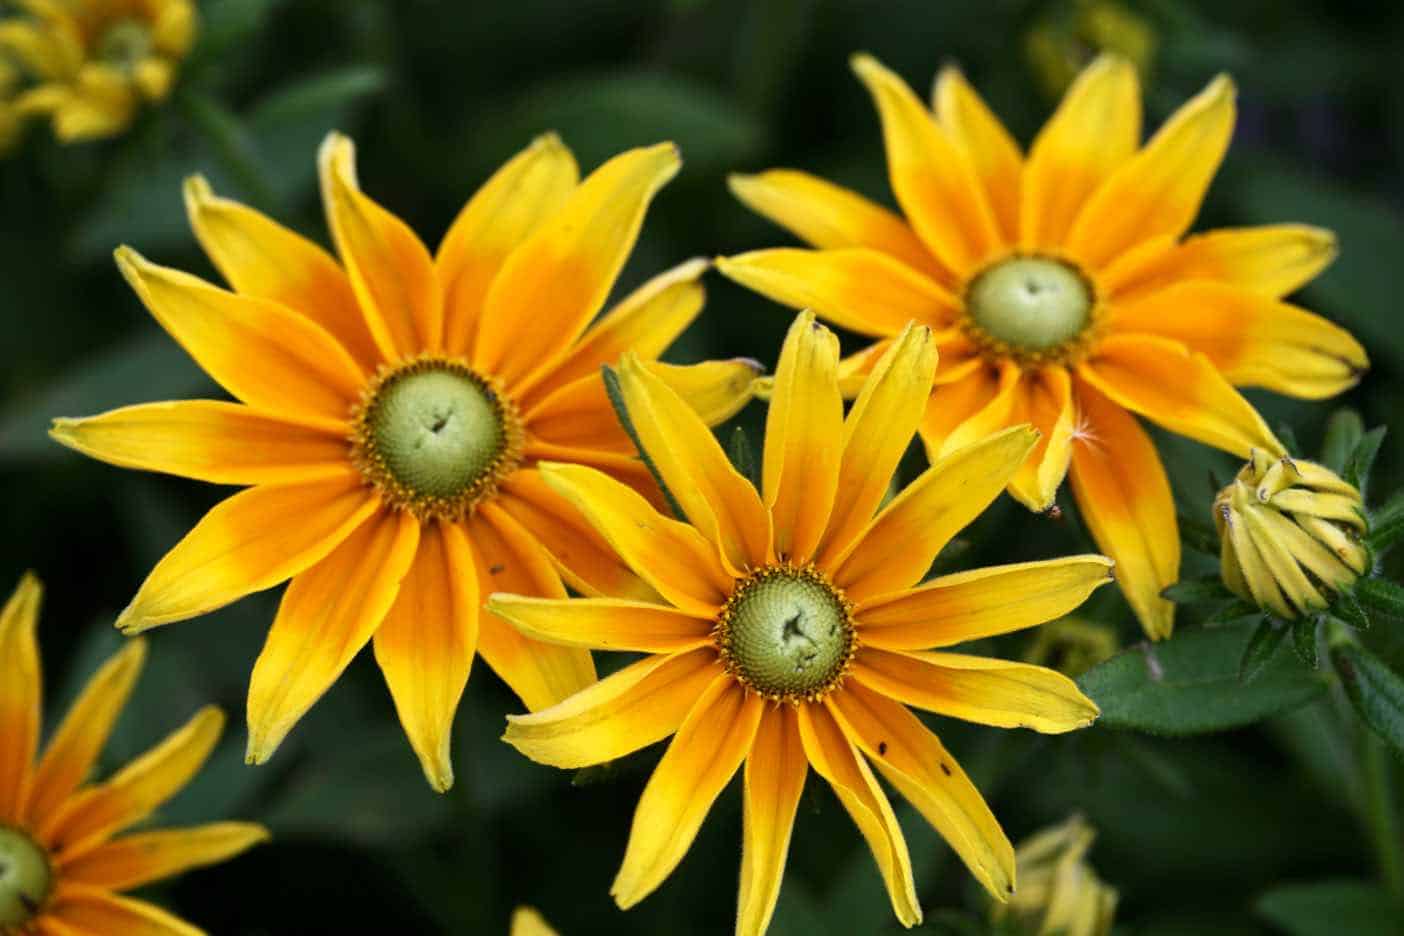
[966,256,1092,351]
[97,18,152,69]
[0,825,51,927]
[366,366,507,500]
[723,571,852,698]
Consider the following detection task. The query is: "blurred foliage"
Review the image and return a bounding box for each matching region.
[2,0,1404,933]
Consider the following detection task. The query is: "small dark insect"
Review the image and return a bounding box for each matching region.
[877,741,888,755]
[940,762,952,776]
[489,564,505,575]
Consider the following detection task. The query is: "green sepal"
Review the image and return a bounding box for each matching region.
[727,425,759,487]
[1240,618,1286,684]
[1321,408,1365,474]
[1333,587,1371,631]
[1355,577,1404,623]
[1161,577,1234,605]
[1367,495,1404,556]
[1329,637,1404,757]
[1204,598,1262,627]
[1177,512,1221,556]
[601,364,687,521]
[1345,426,1387,497]
[1291,616,1319,669]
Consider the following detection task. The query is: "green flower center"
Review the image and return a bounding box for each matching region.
[352,358,522,520]
[717,566,855,702]
[96,18,152,70]
[0,825,51,928]
[965,256,1093,353]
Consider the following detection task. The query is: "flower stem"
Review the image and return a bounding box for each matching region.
[1361,727,1404,899]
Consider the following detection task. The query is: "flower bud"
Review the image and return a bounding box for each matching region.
[1214,449,1369,619]
[994,815,1117,936]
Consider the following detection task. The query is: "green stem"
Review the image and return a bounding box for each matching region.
[1361,727,1404,899]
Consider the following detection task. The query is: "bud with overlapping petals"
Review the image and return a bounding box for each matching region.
[994,815,1117,936]
[1214,448,1369,619]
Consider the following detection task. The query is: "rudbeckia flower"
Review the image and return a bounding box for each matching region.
[719,53,1367,639]
[0,574,266,936]
[0,0,196,142]
[490,313,1110,933]
[0,58,24,152]
[51,133,757,791]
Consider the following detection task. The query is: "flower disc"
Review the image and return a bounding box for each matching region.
[0,825,51,927]
[966,256,1092,352]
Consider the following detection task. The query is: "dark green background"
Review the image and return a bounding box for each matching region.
[1,0,1402,933]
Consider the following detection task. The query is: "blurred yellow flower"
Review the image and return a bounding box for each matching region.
[0,57,22,152]
[51,132,757,792]
[1023,617,1119,678]
[995,815,1117,936]
[1026,0,1155,99]
[721,53,1366,641]
[511,906,559,936]
[0,573,267,936]
[491,313,1110,934]
[0,0,196,142]
[1215,448,1368,618]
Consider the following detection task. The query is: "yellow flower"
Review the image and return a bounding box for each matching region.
[490,312,1111,934]
[720,53,1367,640]
[0,0,195,142]
[1215,448,1369,618]
[0,573,267,936]
[995,815,1117,936]
[51,132,757,792]
[1026,0,1156,100]
[510,907,559,936]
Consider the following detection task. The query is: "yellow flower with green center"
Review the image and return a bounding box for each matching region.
[1215,448,1369,619]
[489,312,1112,934]
[719,53,1368,640]
[51,132,758,792]
[0,0,195,142]
[0,574,266,936]
[995,815,1117,936]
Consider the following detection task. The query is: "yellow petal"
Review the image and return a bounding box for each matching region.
[319,132,442,358]
[647,359,761,426]
[372,520,478,792]
[183,175,379,371]
[116,475,379,635]
[0,574,41,824]
[133,58,174,101]
[616,354,771,572]
[43,707,223,851]
[524,371,634,452]
[1110,282,1367,400]
[468,505,597,712]
[851,648,1099,733]
[1066,75,1236,270]
[518,257,707,408]
[497,469,660,601]
[113,247,365,427]
[936,361,1023,457]
[817,323,938,568]
[246,510,419,765]
[1067,379,1178,639]
[795,701,920,926]
[827,684,1015,902]
[50,401,351,486]
[764,312,844,563]
[538,463,732,618]
[933,66,1023,242]
[0,20,75,80]
[832,425,1040,603]
[855,556,1114,649]
[915,361,1007,458]
[1222,503,1293,618]
[486,594,711,653]
[151,0,196,56]
[851,53,1003,275]
[1007,367,1075,512]
[24,641,145,831]
[1020,55,1140,251]
[437,133,578,357]
[503,647,718,769]
[1104,224,1338,302]
[50,65,136,142]
[612,677,764,909]
[738,707,807,936]
[716,247,959,337]
[58,822,268,891]
[1078,334,1282,458]
[510,907,560,936]
[42,885,202,936]
[727,169,938,275]
[475,143,681,390]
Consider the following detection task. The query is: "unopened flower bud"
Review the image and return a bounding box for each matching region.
[995,815,1117,936]
[1215,449,1369,619]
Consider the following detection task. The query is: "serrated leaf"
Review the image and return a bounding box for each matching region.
[1334,589,1370,630]
[1331,640,1404,755]
[1321,409,1365,474]
[1255,880,1403,936]
[1355,577,1404,623]
[600,365,685,521]
[1240,619,1287,684]
[1368,505,1404,556]
[1345,426,1386,497]
[1077,621,1325,735]
[727,425,758,487]
[1162,578,1233,605]
[1292,616,1320,668]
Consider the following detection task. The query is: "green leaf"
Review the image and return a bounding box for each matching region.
[1321,409,1365,474]
[192,0,284,63]
[1334,589,1371,631]
[1368,502,1404,556]
[1077,621,1326,735]
[600,365,685,521]
[1255,880,1403,936]
[1276,422,1302,457]
[1177,512,1221,556]
[1203,599,1261,627]
[1356,578,1404,623]
[1292,616,1320,668]
[1240,619,1287,684]
[1331,639,1404,755]
[1161,577,1233,605]
[1345,426,1386,497]
[727,426,758,487]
